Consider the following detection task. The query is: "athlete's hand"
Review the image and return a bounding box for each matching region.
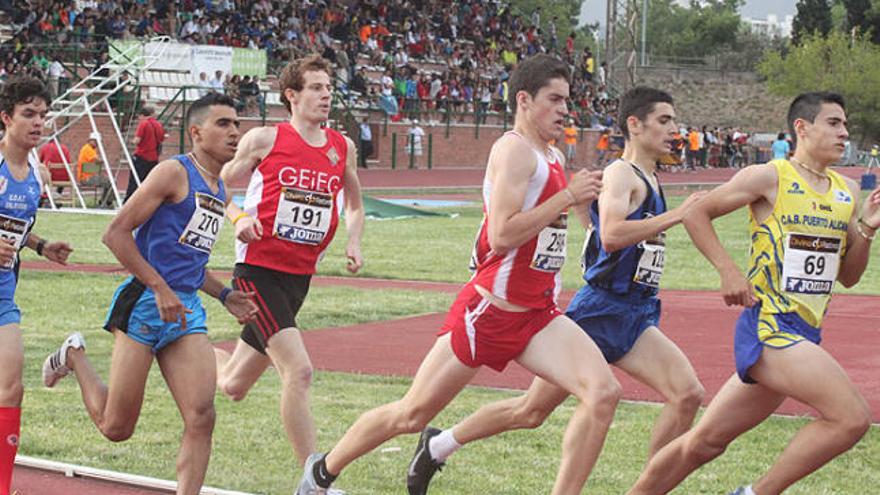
[42,241,73,265]
[673,191,709,222]
[566,169,603,204]
[719,266,756,307]
[154,284,192,329]
[0,239,15,267]
[345,243,363,273]
[224,290,258,324]
[235,215,263,243]
[858,186,880,230]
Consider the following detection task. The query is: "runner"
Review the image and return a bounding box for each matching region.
[42,93,257,495]
[295,53,615,495]
[213,54,365,474]
[0,75,72,495]
[627,91,879,495]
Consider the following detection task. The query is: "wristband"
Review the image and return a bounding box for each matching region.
[36,239,46,256]
[231,212,250,225]
[219,287,232,304]
[856,221,876,241]
[858,217,879,231]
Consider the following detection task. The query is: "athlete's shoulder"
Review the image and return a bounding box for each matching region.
[488,133,538,176]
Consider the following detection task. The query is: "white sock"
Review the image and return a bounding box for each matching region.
[428,429,461,462]
[743,485,757,495]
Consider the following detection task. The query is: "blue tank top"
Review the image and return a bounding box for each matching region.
[0,152,43,299]
[582,164,667,298]
[134,154,226,293]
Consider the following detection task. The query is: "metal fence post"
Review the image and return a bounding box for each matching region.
[391,133,397,170]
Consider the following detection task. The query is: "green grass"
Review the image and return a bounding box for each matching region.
[27,198,880,294]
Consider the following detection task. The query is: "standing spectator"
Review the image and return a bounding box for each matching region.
[358,116,372,169]
[125,106,166,201]
[563,117,578,166]
[771,132,791,160]
[687,126,700,171]
[597,61,607,86]
[596,128,610,168]
[406,119,425,168]
[197,71,212,97]
[47,58,64,98]
[209,70,224,92]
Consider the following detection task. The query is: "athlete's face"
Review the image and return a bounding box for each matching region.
[1,98,48,150]
[287,70,333,123]
[796,103,848,165]
[518,77,569,142]
[192,104,241,164]
[628,102,677,157]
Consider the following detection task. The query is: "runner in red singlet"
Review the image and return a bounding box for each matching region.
[214,55,365,471]
[295,54,619,495]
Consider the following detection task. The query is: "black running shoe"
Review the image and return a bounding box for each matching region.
[407,426,445,495]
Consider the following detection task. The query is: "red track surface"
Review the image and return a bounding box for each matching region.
[12,466,166,494]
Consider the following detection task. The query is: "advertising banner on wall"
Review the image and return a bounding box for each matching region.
[192,45,234,79]
[109,41,265,79]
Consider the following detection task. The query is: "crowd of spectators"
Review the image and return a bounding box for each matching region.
[1,0,619,127]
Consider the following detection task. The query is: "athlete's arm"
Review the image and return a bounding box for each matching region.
[572,202,592,230]
[598,161,706,252]
[683,163,777,307]
[200,271,258,323]
[838,180,880,287]
[103,160,191,326]
[219,126,275,186]
[226,201,263,243]
[487,136,601,254]
[24,232,72,265]
[342,136,365,273]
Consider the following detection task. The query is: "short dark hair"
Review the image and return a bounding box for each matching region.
[787,92,845,146]
[777,132,786,140]
[508,54,570,114]
[186,92,237,129]
[278,54,332,114]
[618,86,674,140]
[0,76,51,131]
[139,106,155,117]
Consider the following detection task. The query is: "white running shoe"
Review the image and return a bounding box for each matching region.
[42,332,86,388]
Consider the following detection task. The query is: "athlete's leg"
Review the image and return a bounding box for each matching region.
[157,333,217,495]
[325,334,478,475]
[264,328,316,466]
[0,324,23,494]
[214,339,271,401]
[615,326,704,458]
[66,330,154,441]
[515,316,622,495]
[451,377,569,445]
[748,343,870,495]
[627,374,784,495]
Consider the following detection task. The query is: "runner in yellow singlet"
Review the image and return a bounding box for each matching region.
[626,92,880,495]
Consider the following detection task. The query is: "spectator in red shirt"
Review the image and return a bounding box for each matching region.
[38,140,72,194]
[125,106,166,202]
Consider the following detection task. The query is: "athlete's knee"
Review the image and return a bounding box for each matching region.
[834,402,871,442]
[682,430,727,464]
[581,378,622,420]
[100,420,136,442]
[278,362,314,391]
[392,401,433,434]
[182,402,216,436]
[511,399,554,430]
[669,381,705,413]
[218,378,250,402]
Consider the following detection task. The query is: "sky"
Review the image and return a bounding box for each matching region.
[579,0,798,27]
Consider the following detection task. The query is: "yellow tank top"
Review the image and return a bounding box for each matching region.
[747,159,854,328]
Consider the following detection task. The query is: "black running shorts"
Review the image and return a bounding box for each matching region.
[232,263,312,355]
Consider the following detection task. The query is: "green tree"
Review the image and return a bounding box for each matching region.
[840,0,880,43]
[642,0,743,61]
[792,0,833,44]
[758,31,880,142]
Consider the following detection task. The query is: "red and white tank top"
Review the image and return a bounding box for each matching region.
[236,123,347,275]
[469,134,568,308]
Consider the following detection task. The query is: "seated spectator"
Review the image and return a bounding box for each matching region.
[38,140,72,195]
[76,132,113,207]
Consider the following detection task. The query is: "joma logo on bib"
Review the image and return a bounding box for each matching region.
[278,166,341,193]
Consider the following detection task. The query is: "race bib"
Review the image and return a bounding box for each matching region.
[0,214,27,271]
[532,213,567,273]
[633,232,666,288]
[179,192,224,254]
[781,233,841,295]
[273,187,332,246]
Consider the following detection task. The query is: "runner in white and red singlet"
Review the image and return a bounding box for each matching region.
[215,54,365,472]
[296,54,619,495]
